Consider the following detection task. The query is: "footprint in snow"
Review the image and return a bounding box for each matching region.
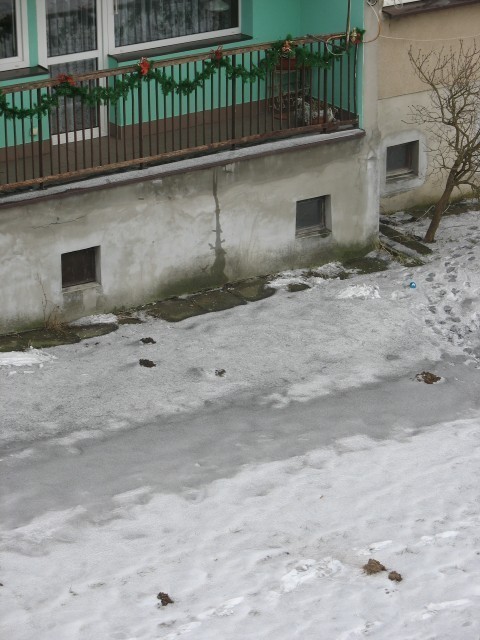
[197,597,244,620]
[162,621,202,639]
[422,599,472,620]
[415,531,458,546]
[281,558,343,593]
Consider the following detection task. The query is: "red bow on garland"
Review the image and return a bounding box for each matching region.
[56,73,75,86]
[138,57,151,76]
[211,46,223,63]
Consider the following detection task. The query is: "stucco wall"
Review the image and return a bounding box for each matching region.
[377,2,480,211]
[378,3,480,100]
[0,134,376,333]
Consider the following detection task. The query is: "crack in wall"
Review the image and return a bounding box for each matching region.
[209,169,227,283]
[32,215,87,229]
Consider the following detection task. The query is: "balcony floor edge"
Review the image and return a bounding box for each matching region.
[0,128,365,209]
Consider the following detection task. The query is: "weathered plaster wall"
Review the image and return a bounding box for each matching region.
[377,2,480,212]
[378,4,480,100]
[0,135,376,332]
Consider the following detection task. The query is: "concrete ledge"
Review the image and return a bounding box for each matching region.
[0,129,365,209]
[383,0,478,17]
[109,34,253,63]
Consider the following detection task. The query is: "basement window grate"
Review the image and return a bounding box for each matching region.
[61,247,99,288]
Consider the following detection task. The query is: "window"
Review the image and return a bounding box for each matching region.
[61,247,99,288]
[386,141,419,179]
[111,0,240,53]
[0,0,16,59]
[296,196,330,238]
[381,134,426,195]
[0,0,28,71]
[46,0,97,58]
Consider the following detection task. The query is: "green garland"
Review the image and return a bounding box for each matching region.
[0,31,363,121]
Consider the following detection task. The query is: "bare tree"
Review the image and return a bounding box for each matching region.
[407,41,480,242]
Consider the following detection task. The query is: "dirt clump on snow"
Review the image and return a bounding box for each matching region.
[363,559,386,575]
[140,337,156,344]
[139,359,156,368]
[388,571,403,582]
[416,371,441,384]
[157,592,174,606]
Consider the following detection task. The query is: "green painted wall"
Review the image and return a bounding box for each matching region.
[250,0,301,43]
[1,0,364,151]
[300,0,363,37]
[27,0,39,67]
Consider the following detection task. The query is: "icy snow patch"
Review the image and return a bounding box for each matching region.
[337,284,380,300]
[69,313,118,326]
[0,348,56,367]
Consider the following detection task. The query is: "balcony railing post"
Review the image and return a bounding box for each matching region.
[323,43,328,133]
[36,88,44,181]
[353,44,358,122]
[231,54,236,148]
[138,81,144,165]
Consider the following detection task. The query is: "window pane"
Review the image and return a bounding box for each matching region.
[47,0,97,57]
[296,197,326,231]
[386,143,413,173]
[62,247,98,288]
[114,0,239,47]
[0,0,17,59]
[49,59,98,135]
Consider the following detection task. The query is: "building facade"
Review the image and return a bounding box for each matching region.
[0,0,380,333]
[377,0,480,213]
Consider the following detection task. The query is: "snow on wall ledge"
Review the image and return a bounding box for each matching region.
[0,134,377,332]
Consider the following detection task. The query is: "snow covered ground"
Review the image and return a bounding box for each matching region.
[1,211,480,639]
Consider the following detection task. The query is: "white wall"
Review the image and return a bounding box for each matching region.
[0,133,377,332]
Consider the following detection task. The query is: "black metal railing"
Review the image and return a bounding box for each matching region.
[0,34,359,192]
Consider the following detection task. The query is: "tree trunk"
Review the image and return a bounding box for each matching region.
[424,172,457,242]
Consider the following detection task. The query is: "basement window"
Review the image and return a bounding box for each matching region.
[386,141,419,180]
[296,196,330,238]
[61,247,99,288]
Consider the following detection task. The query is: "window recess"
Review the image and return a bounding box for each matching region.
[61,247,100,289]
[296,196,330,239]
[386,141,419,180]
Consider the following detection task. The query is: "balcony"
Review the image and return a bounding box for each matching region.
[0,34,359,193]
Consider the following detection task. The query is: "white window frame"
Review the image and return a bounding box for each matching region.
[380,131,427,196]
[36,1,107,144]
[0,0,29,72]
[106,0,242,56]
[36,1,106,70]
[295,195,331,239]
